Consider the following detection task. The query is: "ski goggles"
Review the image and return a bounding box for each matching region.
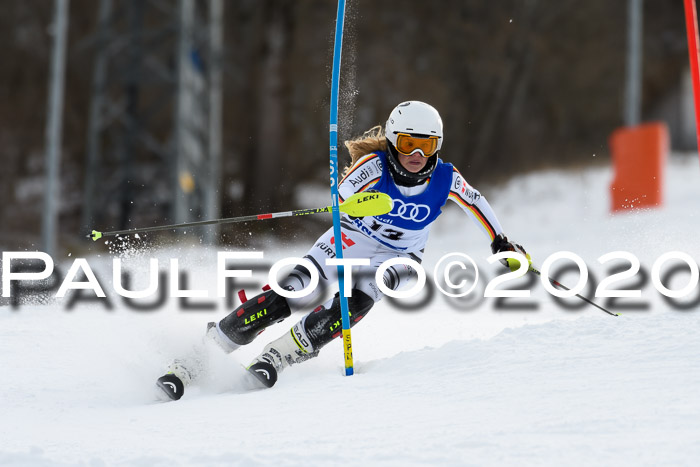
[394,133,440,157]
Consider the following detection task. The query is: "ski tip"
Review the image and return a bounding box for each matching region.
[90,230,103,241]
[155,373,185,401]
[248,361,278,389]
[345,367,354,376]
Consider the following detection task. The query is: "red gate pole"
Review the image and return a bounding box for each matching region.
[684,0,700,154]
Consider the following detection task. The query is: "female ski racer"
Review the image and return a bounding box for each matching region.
[157,101,529,400]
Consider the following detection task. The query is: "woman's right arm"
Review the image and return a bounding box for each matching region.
[337,153,382,202]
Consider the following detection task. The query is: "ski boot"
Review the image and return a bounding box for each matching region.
[245,320,319,389]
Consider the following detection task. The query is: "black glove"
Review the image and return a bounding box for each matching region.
[490,234,531,271]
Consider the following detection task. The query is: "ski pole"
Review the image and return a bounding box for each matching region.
[328,0,353,376]
[89,191,393,241]
[528,265,619,316]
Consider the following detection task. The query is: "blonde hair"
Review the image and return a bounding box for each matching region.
[342,125,388,176]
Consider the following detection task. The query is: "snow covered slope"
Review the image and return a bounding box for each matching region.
[1,156,700,466]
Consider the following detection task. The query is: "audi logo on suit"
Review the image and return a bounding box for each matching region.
[388,200,431,222]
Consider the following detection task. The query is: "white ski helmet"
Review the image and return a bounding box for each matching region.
[384,101,443,185]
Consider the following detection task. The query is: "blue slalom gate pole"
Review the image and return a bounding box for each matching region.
[328,0,353,376]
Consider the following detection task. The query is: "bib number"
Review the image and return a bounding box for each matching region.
[369,220,405,242]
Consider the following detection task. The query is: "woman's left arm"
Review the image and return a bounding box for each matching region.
[447,169,504,242]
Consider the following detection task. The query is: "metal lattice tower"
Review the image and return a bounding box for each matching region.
[82,0,223,243]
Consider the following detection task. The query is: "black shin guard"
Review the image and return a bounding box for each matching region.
[302,289,374,350]
[218,289,292,345]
